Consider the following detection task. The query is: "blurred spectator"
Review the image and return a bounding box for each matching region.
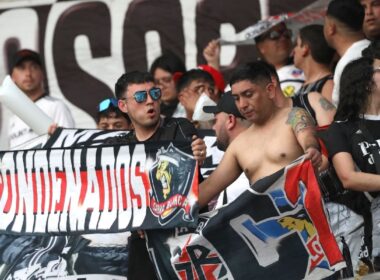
[324,0,370,106]
[360,0,380,41]
[293,24,335,102]
[150,51,186,118]
[254,22,305,97]
[203,91,251,208]
[177,69,217,127]
[8,49,75,148]
[257,60,336,128]
[327,56,380,275]
[198,64,225,101]
[96,97,132,130]
[203,22,305,97]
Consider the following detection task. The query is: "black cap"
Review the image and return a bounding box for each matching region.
[203,91,244,119]
[10,49,42,73]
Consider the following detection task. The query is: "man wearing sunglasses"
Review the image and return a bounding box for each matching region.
[203,21,304,98]
[254,22,304,98]
[115,71,207,280]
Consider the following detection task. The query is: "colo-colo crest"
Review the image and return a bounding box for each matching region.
[149,143,197,225]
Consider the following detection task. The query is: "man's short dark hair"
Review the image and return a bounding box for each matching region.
[115,71,154,99]
[229,61,278,87]
[96,107,131,124]
[150,50,186,75]
[326,0,364,32]
[176,69,214,93]
[299,25,335,65]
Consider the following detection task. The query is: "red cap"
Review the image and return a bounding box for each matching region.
[198,64,225,93]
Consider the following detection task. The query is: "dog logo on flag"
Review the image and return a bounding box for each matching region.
[149,143,196,225]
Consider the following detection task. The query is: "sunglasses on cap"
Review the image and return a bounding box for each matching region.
[259,28,292,41]
[98,98,118,112]
[128,87,162,103]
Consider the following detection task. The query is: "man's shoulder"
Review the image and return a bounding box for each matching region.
[231,126,251,146]
[157,117,197,141]
[338,39,371,67]
[285,106,315,129]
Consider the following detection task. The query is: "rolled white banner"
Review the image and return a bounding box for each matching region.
[0,75,53,135]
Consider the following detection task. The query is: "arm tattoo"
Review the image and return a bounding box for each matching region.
[286,107,314,134]
[319,97,335,111]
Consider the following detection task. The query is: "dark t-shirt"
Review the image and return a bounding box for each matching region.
[327,117,380,175]
[327,117,380,263]
[296,74,333,96]
[136,117,197,142]
[127,117,198,280]
[292,74,333,125]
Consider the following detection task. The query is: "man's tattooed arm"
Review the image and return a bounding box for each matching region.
[286,107,315,134]
[319,97,335,111]
[287,107,321,167]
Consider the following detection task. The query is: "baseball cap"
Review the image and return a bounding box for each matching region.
[198,64,225,93]
[10,49,42,73]
[203,91,244,118]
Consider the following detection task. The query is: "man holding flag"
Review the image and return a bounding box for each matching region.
[198,61,321,207]
[145,61,345,279]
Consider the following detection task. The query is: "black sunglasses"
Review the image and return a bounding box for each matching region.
[259,29,292,41]
[129,87,162,103]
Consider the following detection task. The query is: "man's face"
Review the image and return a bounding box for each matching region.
[178,80,215,112]
[256,23,293,67]
[212,112,229,151]
[153,68,177,103]
[11,60,44,96]
[118,82,161,130]
[231,80,272,124]
[361,0,380,40]
[97,112,131,130]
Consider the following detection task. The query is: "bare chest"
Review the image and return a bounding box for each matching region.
[237,125,303,183]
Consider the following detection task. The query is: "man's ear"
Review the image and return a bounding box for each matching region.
[302,43,310,57]
[325,17,336,37]
[227,114,237,130]
[266,81,276,99]
[256,42,265,57]
[118,99,128,113]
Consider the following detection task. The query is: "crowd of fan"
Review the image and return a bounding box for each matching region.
[5,0,380,278]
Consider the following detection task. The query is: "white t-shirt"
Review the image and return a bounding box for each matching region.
[277,64,305,97]
[332,39,371,106]
[9,95,75,148]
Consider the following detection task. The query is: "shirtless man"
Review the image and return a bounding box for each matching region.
[199,61,321,207]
